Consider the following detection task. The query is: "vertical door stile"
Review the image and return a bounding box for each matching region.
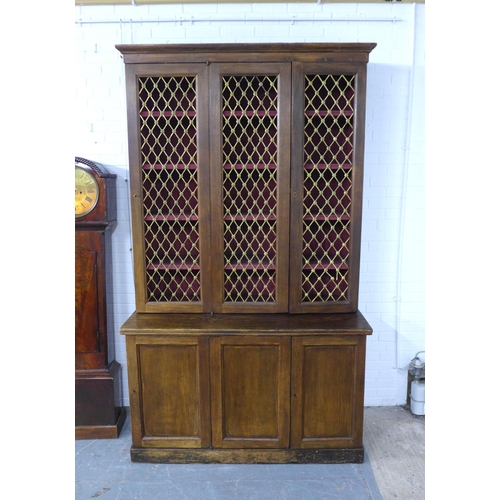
[126,64,148,312]
[348,65,369,313]
[275,64,291,313]
[289,62,306,313]
[208,63,225,312]
[195,64,213,313]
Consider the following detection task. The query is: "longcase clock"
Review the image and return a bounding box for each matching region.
[75,156,126,439]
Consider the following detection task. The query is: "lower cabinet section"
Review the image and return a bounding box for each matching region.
[121,312,371,464]
[211,336,290,449]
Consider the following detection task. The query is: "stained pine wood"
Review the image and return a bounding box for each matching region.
[209,62,291,313]
[130,447,365,465]
[118,43,376,314]
[125,63,212,313]
[210,336,290,448]
[120,310,373,336]
[291,336,366,449]
[117,43,375,463]
[120,313,372,462]
[116,43,378,65]
[126,336,211,449]
[288,61,369,313]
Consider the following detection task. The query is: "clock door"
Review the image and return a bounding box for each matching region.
[75,244,99,353]
[75,230,107,370]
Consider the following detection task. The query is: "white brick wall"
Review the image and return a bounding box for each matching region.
[74,2,425,407]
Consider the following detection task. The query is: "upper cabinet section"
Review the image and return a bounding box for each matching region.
[117,43,376,314]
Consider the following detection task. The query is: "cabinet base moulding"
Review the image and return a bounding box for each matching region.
[130,446,365,464]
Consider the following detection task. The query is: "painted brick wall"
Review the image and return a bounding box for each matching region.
[75,2,425,407]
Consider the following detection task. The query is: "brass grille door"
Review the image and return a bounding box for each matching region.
[125,64,211,312]
[289,63,368,313]
[210,63,291,313]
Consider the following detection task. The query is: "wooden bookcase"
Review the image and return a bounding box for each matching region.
[117,43,376,463]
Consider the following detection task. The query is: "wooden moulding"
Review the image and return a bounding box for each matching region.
[115,43,377,65]
[120,311,373,337]
[130,447,365,464]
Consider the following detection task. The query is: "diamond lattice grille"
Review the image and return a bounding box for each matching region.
[301,74,355,303]
[138,76,201,303]
[221,75,279,303]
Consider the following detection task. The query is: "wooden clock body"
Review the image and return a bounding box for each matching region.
[75,156,126,439]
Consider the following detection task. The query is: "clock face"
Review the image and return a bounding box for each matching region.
[75,166,100,218]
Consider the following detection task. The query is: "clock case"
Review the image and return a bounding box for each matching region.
[75,157,126,439]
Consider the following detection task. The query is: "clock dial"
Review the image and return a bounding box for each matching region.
[75,166,100,218]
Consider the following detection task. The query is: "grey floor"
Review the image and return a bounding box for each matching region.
[75,406,424,500]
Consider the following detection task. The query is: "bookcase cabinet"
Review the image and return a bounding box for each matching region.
[121,312,371,464]
[117,43,375,463]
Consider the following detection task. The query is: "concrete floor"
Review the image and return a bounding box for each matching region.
[363,406,425,499]
[75,406,424,499]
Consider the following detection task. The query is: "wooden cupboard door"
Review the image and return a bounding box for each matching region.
[210,336,290,448]
[291,336,366,448]
[209,63,291,313]
[127,336,211,449]
[125,63,212,313]
[289,62,368,313]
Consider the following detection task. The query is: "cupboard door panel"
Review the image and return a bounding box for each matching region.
[128,336,210,448]
[210,63,291,313]
[211,336,290,448]
[125,63,212,313]
[291,336,366,448]
[290,62,368,313]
